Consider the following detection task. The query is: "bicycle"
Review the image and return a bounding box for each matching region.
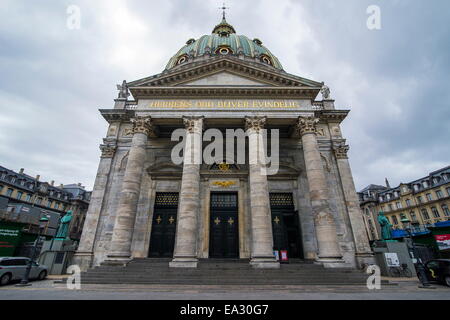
[388,263,412,277]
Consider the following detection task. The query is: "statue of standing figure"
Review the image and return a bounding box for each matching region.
[55,210,73,240]
[321,85,331,100]
[116,80,130,99]
[377,211,393,241]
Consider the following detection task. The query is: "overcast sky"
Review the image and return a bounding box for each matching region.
[0,0,449,191]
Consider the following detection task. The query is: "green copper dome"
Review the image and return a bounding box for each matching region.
[165,18,283,71]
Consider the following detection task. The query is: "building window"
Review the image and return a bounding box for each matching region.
[47,200,52,207]
[443,174,448,181]
[417,196,423,204]
[413,184,419,192]
[423,181,428,188]
[10,177,16,183]
[388,204,393,211]
[426,193,433,201]
[25,194,31,202]
[394,191,399,198]
[392,215,398,225]
[35,197,42,205]
[436,190,444,199]
[16,191,23,200]
[432,178,438,185]
[6,188,13,197]
[421,208,430,220]
[431,207,440,218]
[0,185,3,193]
[447,187,450,197]
[410,211,417,221]
[442,204,450,217]
[396,202,402,209]
[20,180,25,186]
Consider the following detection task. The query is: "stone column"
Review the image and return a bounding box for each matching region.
[170,116,203,268]
[297,116,343,267]
[72,143,116,271]
[246,116,279,269]
[333,142,375,267]
[106,116,155,264]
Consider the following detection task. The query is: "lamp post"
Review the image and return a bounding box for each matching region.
[401,217,431,288]
[16,216,49,286]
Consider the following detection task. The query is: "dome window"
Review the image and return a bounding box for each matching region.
[186,39,195,45]
[216,46,233,55]
[176,55,188,65]
[260,55,272,65]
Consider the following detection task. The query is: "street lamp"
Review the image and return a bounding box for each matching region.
[401,217,431,288]
[16,216,49,286]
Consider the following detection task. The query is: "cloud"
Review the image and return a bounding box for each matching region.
[0,0,449,191]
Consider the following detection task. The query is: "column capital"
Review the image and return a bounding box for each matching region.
[333,142,349,159]
[245,116,266,133]
[297,116,319,136]
[131,116,157,137]
[183,116,204,134]
[99,144,116,158]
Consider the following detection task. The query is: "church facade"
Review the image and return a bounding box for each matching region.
[73,17,374,271]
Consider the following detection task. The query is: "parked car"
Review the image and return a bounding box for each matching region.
[0,257,48,285]
[423,259,450,287]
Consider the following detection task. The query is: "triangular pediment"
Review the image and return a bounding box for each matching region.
[176,71,270,86]
[128,56,323,89]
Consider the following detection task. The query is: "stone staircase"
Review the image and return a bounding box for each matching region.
[80,258,381,286]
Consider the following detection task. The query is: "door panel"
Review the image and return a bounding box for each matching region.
[148,193,178,258]
[209,193,239,259]
[270,193,304,259]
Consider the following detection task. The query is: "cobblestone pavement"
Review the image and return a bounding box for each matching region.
[0,278,449,300]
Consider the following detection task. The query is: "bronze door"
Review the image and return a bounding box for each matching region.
[148,193,179,258]
[209,192,239,259]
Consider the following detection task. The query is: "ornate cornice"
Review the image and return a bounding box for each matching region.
[100,109,133,124]
[100,144,116,158]
[245,116,266,133]
[183,116,204,134]
[297,116,319,136]
[333,142,349,160]
[127,86,319,100]
[131,116,158,137]
[316,110,349,123]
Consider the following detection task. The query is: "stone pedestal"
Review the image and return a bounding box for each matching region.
[170,117,203,268]
[72,144,115,271]
[106,116,155,265]
[297,116,343,267]
[246,116,279,269]
[333,142,375,268]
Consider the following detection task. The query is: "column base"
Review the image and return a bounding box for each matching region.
[102,254,132,267]
[169,257,198,268]
[355,252,376,269]
[315,257,347,268]
[250,257,280,269]
[71,251,94,272]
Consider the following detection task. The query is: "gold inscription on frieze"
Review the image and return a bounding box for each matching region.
[146,100,300,109]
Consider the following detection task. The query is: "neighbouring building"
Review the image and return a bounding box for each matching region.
[0,165,91,256]
[74,15,374,271]
[358,165,450,241]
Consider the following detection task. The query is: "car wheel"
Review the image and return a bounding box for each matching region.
[0,273,11,286]
[445,276,450,287]
[38,270,47,280]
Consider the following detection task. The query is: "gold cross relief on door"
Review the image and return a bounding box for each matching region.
[214,217,221,225]
[227,217,234,225]
[273,216,280,224]
[156,216,162,224]
[168,216,175,224]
